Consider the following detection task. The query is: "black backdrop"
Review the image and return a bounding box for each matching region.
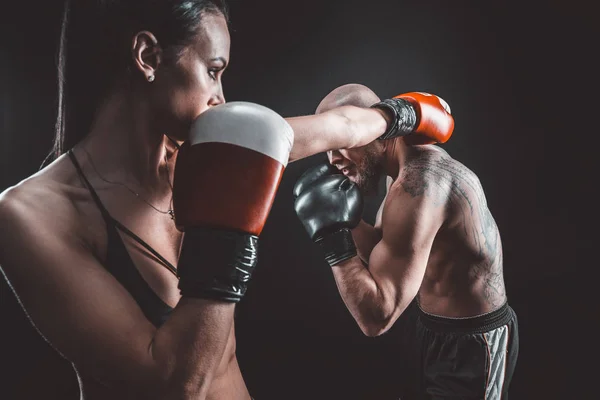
[1,1,596,399]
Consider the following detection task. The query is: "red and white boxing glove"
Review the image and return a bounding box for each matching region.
[172,102,294,302]
[372,92,454,144]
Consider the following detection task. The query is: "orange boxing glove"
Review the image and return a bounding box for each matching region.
[371,92,454,144]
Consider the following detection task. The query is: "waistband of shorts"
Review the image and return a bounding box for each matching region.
[417,302,514,334]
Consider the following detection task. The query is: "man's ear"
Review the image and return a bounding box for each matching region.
[131,31,162,82]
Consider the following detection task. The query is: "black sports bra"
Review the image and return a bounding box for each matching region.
[68,150,174,327]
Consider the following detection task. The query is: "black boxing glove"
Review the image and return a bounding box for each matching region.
[293,163,364,266]
[292,162,340,198]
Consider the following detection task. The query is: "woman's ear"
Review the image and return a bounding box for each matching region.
[131,31,162,82]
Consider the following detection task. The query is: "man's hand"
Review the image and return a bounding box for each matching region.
[372,92,454,144]
[293,163,364,267]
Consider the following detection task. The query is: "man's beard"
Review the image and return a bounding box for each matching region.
[354,148,382,196]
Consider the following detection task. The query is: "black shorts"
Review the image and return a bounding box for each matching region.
[399,302,519,400]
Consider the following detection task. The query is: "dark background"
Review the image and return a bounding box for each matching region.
[1,0,596,399]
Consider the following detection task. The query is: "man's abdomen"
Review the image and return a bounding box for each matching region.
[417,238,507,318]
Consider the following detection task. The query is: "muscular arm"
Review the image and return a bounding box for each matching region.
[331,182,444,336]
[350,176,393,264]
[0,189,233,399]
[286,106,390,162]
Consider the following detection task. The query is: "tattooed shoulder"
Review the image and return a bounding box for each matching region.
[399,147,453,201]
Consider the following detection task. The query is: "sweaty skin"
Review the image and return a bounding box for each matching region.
[335,146,506,337]
[396,146,505,314]
[323,85,507,337]
[0,140,248,400]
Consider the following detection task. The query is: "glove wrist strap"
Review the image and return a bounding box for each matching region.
[371,98,418,140]
[315,228,357,267]
[177,227,258,302]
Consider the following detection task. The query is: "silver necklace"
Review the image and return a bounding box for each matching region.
[83,148,176,220]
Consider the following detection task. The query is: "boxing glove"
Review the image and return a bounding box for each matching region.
[173,101,294,302]
[292,162,340,199]
[372,92,454,144]
[293,163,363,267]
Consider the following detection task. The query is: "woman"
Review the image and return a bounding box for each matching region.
[0,1,409,399]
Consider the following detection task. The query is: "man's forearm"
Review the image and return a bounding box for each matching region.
[330,257,393,337]
[286,106,390,162]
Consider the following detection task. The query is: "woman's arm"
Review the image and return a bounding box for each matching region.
[286,106,391,162]
[0,186,233,400]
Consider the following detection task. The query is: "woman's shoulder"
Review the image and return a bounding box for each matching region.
[0,156,84,237]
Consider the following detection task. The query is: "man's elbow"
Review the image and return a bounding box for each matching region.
[359,322,387,337]
[356,310,396,338]
[357,297,413,337]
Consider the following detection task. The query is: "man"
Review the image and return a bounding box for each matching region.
[293,84,518,399]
